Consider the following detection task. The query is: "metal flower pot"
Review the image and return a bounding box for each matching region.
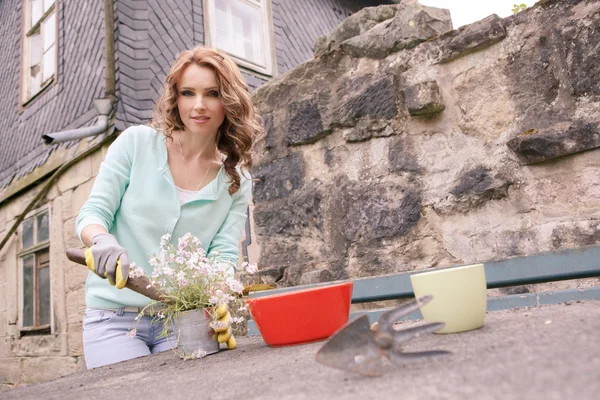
[172,308,220,358]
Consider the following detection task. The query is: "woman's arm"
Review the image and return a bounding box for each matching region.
[76,128,134,241]
[80,224,108,247]
[207,173,253,273]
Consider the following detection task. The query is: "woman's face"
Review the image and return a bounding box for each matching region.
[176,64,226,139]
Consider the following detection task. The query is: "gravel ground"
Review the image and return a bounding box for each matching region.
[3,300,600,400]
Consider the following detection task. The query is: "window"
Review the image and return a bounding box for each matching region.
[22,0,57,103]
[19,209,52,333]
[204,0,275,76]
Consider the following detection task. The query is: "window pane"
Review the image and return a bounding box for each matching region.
[22,218,34,249]
[43,45,55,82]
[29,32,42,96]
[43,12,55,51]
[215,0,263,65]
[36,212,49,243]
[22,256,35,327]
[31,0,43,27]
[30,32,42,66]
[38,266,51,326]
[43,0,55,14]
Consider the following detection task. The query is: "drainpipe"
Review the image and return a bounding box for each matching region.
[0,0,117,253]
[41,98,113,144]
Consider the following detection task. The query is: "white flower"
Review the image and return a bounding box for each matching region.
[126,329,137,338]
[226,278,244,294]
[210,320,228,331]
[244,262,259,274]
[195,349,208,359]
[128,263,145,279]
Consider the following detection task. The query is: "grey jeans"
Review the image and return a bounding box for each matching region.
[82,307,175,369]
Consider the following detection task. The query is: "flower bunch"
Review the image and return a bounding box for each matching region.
[130,232,257,339]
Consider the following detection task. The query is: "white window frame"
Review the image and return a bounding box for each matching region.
[21,0,58,105]
[18,206,53,334]
[203,0,276,76]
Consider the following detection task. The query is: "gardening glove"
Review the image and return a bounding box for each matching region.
[84,233,130,289]
[213,303,236,349]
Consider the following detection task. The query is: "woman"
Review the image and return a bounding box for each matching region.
[76,47,260,369]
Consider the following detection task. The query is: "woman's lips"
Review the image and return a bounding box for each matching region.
[191,116,210,124]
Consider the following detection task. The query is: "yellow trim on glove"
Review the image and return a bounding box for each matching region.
[226,335,237,349]
[84,248,96,274]
[114,259,127,289]
[215,304,228,319]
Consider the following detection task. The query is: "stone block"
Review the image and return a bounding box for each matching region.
[0,207,6,233]
[13,334,63,357]
[313,4,399,57]
[507,122,600,164]
[0,337,12,358]
[262,113,275,149]
[54,190,73,222]
[340,0,452,59]
[89,146,104,174]
[551,220,600,249]
[0,283,6,313]
[334,75,398,127]
[253,183,323,237]
[343,120,394,143]
[3,239,18,325]
[299,269,334,285]
[66,289,86,326]
[245,234,261,266]
[438,14,506,63]
[0,358,21,384]
[286,98,328,146]
[4,190,35,222]
[252,154,304,203]
[0,312,5,337]
[66,262,89,293]
[281,265,305,287]
[45,182,61,201]
[448,166,512,211]
[67,323,84,356]
[63,217,83,250]
[329,179,421,243]
[20,356,81,384]
[388,137,421,173]
[57,156,92,193]
[71,179,95,217]
[404,81,445,116]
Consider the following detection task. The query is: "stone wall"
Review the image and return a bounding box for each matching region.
[0,144,108,385]
[248,0,600,291]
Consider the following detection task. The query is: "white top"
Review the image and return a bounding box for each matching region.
[175,185,200,205]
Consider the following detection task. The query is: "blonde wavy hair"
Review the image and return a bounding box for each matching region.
[151,46,261,195]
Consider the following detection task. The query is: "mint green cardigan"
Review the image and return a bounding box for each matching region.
[76,125,251,309]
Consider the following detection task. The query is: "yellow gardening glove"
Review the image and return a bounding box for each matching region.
[213,303,236,349]
[84,234,129,289]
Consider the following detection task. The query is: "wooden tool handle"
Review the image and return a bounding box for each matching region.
[66,248,166,302]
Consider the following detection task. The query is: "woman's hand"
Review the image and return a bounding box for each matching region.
[85,233,130,289]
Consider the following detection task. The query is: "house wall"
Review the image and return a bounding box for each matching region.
[0,0,391,386]
[0,0,107,189]
[0,0,109,385]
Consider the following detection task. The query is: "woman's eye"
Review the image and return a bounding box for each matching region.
[180,90,193,96]
[207,90,219,98]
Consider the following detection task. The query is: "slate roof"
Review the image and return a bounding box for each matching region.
[0,0,106,189]
[0,0,392,192]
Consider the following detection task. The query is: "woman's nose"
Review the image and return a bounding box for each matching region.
[194,96,206,110]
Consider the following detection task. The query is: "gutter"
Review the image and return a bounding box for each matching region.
[42,98,113,144]
[0,0,117,253]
